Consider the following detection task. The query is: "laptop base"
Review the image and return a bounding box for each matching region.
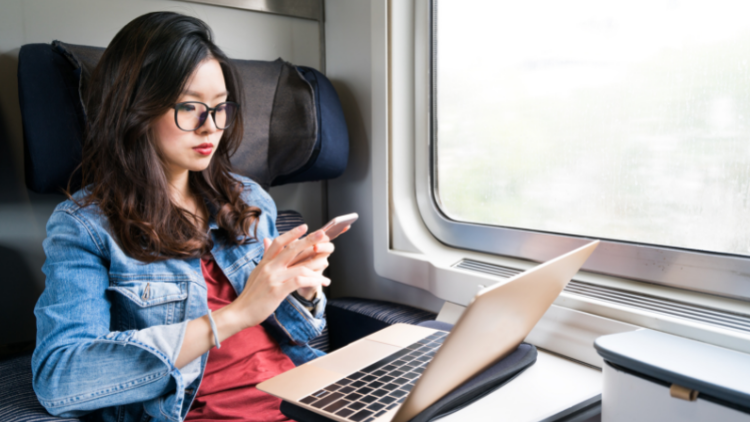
[280,337,537,422]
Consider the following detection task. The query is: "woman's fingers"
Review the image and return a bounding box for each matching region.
[279,266,330,292]
[313,242,335,255]
[294,255,329,272]
[275,230,329,265]
[233,253,329,329]
[289,247,316,266]
[290,275,331,291]
[264,224,307,259]
[289,241,334,267]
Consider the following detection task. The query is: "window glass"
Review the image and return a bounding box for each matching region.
[436,0,750,255]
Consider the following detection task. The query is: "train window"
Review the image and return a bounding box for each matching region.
[434,0,750,256]
[420,0,750,299]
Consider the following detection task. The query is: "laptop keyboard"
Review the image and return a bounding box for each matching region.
[299,331,447,422]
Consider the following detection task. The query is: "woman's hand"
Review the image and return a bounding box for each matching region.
[266,229,335,300]
[224,224,332,330]
[176,224,333,368]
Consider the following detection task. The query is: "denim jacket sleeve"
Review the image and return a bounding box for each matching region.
[32,208,190,421]
[263,292,328,365]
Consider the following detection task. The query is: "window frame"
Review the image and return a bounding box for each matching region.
[418,0,750,302]
[372,0,750,365]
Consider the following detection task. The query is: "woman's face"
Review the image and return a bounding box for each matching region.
[153,58,228,179]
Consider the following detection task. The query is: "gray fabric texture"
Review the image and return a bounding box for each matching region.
[267,61,317,183]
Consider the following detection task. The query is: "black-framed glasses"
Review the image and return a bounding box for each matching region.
[173,101,239,131]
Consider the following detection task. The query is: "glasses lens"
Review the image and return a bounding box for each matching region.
[214,102,237,130]
[175,102,208,131]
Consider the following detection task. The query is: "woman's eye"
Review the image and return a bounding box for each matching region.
[177,104,197,112]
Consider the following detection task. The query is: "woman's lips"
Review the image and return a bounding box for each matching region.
[193,143,213,156]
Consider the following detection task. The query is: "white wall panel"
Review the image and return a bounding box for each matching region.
[324,0,445,312]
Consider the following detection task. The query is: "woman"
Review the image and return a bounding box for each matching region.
[31,12,333,422]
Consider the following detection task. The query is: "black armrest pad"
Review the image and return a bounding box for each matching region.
[326,298,437,351]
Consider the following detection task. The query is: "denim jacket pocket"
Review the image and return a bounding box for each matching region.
[107,281,188,329]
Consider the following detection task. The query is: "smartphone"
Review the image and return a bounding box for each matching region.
[321,213,358,240]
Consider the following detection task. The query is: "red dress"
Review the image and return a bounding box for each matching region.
[185,256,295,422]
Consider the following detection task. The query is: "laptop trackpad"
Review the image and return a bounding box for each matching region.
[310,338,402,375]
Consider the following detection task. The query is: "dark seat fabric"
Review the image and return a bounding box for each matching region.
[272,66,349,186]
[280,320,538,422]
[18,41,349,193]
[0,352,80,422]
[17,43,86,195]
[275,209,307,235]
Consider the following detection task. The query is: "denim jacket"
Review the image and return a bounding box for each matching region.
[32,175,326,422]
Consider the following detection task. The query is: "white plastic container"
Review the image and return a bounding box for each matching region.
[595,330,750,422]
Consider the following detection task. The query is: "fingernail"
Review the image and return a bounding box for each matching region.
[296,224,307,232]
[314,231,324,240]
[313,244,318,253]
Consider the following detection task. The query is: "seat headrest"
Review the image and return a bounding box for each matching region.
[18,41,349,193]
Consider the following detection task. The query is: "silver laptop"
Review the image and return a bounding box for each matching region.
[258,240,600,422]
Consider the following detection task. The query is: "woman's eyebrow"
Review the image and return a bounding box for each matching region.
[183,90,229,99]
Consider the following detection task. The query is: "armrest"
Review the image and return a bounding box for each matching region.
[325,298,437,352]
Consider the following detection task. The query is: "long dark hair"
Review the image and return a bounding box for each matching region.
[72,12,260,262]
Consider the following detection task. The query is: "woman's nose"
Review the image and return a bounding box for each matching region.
[198,112,220,134]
